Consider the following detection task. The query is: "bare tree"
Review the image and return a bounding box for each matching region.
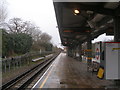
[32,32,52,51]
[39,33,52,43]
[7,18,41,35]
[7,18,27,33]
[6,17,53,52]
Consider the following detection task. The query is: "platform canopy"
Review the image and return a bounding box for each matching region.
[53,1,120,46]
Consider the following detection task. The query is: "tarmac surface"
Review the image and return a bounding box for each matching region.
[32,53,114,88]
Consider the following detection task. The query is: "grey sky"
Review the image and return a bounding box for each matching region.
[6,0,61,47]
[6,0,114,46]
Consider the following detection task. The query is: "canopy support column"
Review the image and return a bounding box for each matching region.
[114,16,120,86]
[87,35,92,70]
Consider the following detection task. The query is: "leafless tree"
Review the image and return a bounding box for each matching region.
[6,17,53,51]
[7,18,27,33]
[39,33,52,43]
[31,32,52,51]
[29,26,42,41]
[6,18,41,35]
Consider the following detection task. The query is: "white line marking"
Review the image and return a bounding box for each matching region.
[31,59,56,89]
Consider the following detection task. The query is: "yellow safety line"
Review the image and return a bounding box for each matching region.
[39,67,52,88]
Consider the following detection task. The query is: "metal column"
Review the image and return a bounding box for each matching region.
[114,16,120,86]
[78,44,82,61]
[73,47,76,58]
[114,16,120,42]
[87,35,92,68]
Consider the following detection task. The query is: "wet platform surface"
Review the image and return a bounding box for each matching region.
[32,53,114,88]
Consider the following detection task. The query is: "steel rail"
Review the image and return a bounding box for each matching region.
[2,53,59,90]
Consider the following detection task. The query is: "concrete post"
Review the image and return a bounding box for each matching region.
[4,61,6,73]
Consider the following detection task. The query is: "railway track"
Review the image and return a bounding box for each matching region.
[2,53,59,90]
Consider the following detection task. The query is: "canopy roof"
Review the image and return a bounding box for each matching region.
[53,2,120,46]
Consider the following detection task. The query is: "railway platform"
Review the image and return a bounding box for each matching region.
[32,52,114,88]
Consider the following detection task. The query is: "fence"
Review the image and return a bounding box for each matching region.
[2,51,53,73]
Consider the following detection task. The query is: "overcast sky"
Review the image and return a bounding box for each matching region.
[6,0,62,47]
[6,0,114,46]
